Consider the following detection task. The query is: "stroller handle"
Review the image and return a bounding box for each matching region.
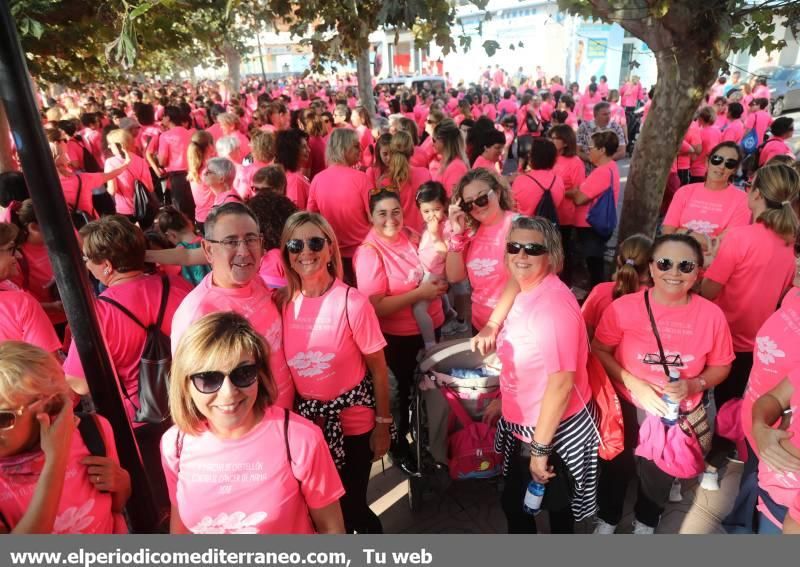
[418,339,481,373]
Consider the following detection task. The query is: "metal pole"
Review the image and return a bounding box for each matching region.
[0,1,158,533]
[256,29,267,84]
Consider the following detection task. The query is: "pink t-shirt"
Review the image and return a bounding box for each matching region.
[18,242,65,325]
[160,406,344,534]
[676,123,702,171]
[282,280,387,436]
[511,170,565,218]
[662,183,750,237]
[138,126,161,157]
[496,274,591,430]
[595,291,735,412]
[578,92,604,122]
[434,159,469,197]
[756,365,800,526]
[0,415,122,533]
[745,110,772,144]
[170,273,295,409]
[80,128,104,169]
[689,125,722,178]
[721,120,745,144]
[581,281,616,332]
[553,155,585,226]
[307,164,371,258]
[259,248,287,289]
[354,228,445,337]
[211,189,242,207]
[418,224,448,277]
[105,153,153,215]
[759,138,795,167]
[0,285,61,352]
[285,171,310,210]
[369,166,431,234]
[704,223,794,352]
[620,83,643,107]
[497,99,518,117]
[472,155,500,173]
[308,136,327,180]
[157,127,193,172]
[573,161,619,228]
[63,274,192,425]
[741,288,800,450]
[235,160,270,201]
[411,137,436,170]
[190,172,215,224]
[356,126,374,169]
[60,172,106,215]
[463,211,515,330]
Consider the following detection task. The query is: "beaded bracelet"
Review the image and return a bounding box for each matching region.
[529,440,554,456]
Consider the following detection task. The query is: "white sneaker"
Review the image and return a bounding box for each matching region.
[593,519,617,534]
[700,470,720,491]
[668,478,683,503]
[441,317,470,336]
[632,519,655,535]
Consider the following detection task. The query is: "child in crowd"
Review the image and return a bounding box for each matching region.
[156,207,210,286]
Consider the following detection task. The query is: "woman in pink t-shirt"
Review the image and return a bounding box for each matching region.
[446,169,516,331]
[484,216,598,534]
[351,106,375,170]
[700,163,798,483]
[662,141,750,253]
[235,130,275,199]
[0,342,130,533]
[567,130,621,289]
[278,212,390,533]
[592,234,734,534]
[432,119,470,196]
[353,190,448,471]
[202,157,243,207]
[186,130,216,225]
[275,129,311,209]
[471,128,505,174]
[688,107,722,183]
[365,133,392,188]
[163,312,345,534]
[512,138,565,217]
[105,128,155,221]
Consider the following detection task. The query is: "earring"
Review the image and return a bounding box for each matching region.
[327,262,333,270]
[103,267,111,276]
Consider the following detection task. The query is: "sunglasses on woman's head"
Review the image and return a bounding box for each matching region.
[189,363,259,394]
[654,258,697,274]
[285,236,328,254]
[506,242,548,256]
[709,154,739,169]
[460,190,493,213]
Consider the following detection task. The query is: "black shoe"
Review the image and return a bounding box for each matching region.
[397,456,419,476]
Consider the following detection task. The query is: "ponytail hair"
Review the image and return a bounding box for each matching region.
[187,130,214,183]
[613,233,653,299]
[386,130,413,190]
[752,163,800,245]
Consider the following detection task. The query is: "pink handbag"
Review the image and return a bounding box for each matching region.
[635,413,706,479]
[443,388,503,480]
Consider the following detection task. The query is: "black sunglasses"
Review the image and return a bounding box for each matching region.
[506,242,548,256]
[189,363,259,394]
[654,257,697,274]
[286,236,328,254]
[460,190,493,213]
[709,154,739,169]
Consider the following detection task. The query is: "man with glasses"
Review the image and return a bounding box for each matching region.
[576,102,627,173]
[170,202,295,410]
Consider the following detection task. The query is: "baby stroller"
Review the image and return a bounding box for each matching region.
[407,338,503,511]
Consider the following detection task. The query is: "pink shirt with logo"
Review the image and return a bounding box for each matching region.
[170,273,295,409]
[662,183,750,237]
[704,223,794,352]
[512,170,565,217]
[595,291,735,413]
[105,153,154,215]
[573,161,619,228]
[63,275,192,425]
[161,406,345,534]
[741,288,800,450]
[157,127,193,172]
[282,280,387,436]
[433,159,469,197]
[354,228,445,336]
[553,155,585,226]
[285,171,310,210]
[0,283,61,351]
[496,274,591,431]
[581,281,616,332]
[307,164,371,258]
[462,211,515,330]
[0,415,123,533]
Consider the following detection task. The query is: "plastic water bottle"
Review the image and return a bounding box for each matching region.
[661,370,681,426]
[523,481,545,515]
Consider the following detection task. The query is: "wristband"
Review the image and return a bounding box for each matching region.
[530,439,554,456]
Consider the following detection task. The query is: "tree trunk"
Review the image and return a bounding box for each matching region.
[0,100,17,172]
[618,29,730,240]
[356,46,376,116]
[224,42,242,94]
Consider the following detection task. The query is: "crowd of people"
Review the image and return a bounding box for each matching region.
[0,65,799,535]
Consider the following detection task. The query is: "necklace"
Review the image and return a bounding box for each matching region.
[300,275,335,298]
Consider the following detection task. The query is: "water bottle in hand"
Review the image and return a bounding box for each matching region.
[523,481,545,515]
[661,370,681,426]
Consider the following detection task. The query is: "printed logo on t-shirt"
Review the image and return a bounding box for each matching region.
[684,220,719,235]
[467,258,498,277]
[756,336,786,366]
[191,511,268,534]
[287,351,335,377]
[53,499,96,534]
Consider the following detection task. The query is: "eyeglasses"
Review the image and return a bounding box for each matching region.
[506,242,548,256]
[460,190,494,213]
[0,406,25,430]
[189,363,260,394]
[709,154,739,169]
[642,353,684,367]
[285,236,328,254]
[205,236,263,251]
[654,257,697,274]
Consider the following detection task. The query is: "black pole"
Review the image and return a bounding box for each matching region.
[0,2,158,533]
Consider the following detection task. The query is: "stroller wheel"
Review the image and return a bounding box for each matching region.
[408,475,424,512]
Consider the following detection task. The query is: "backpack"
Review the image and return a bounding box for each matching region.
[740,113,765,157]
[586,169,617,240]
[69,175,93,229]
[741,137,782,178]
[442,388,502,480]
[525,111,539,133]
[98,274,172,424]
[526,173,560,226]
[75,135,101,173]
[132,178,159,227]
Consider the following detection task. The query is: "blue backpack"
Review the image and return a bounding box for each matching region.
[587,169,617,240]
[740,113,764,156]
